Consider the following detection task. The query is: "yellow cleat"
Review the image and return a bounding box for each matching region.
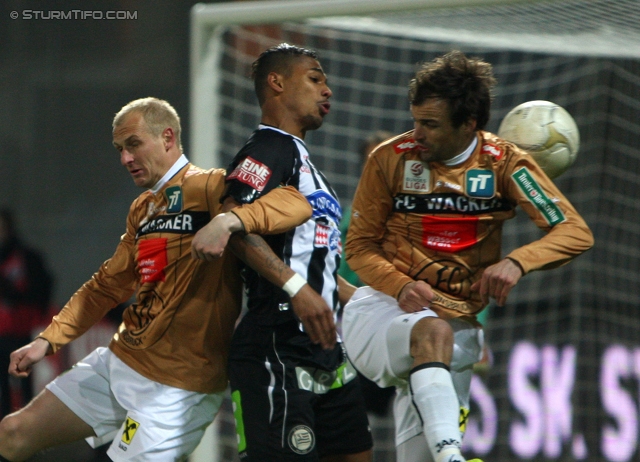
[467,459,484,462]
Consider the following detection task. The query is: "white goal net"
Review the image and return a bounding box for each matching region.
[190,1,640,461]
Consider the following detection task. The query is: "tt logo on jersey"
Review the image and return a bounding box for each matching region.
[165,186,182,214]
[466,170,495,198]
[404,160,431,193]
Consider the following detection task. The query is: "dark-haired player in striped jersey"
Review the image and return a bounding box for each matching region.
[195,43,373,461]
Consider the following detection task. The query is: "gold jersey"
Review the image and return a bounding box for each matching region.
[39,163,312,393]
[346,131,594,319]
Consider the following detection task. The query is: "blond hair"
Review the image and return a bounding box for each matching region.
[113,97,183,152]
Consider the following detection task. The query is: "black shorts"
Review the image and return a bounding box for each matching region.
[229,319,373,461]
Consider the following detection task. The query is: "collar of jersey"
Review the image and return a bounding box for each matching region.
[149,154,189,194]
[442,136,478,167]
[258,123,305,144]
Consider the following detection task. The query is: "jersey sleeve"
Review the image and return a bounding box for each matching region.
[38,201,140,353]
[345,148,415,299]
[232,185,312,235]
[223,131,298,205]
[500,146,594,274]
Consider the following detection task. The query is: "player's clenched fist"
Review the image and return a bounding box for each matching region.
[398,280,434,313]
[192,212,244,261]
[9,337,51,378]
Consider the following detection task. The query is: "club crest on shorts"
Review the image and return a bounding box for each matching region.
[288,425,315,454]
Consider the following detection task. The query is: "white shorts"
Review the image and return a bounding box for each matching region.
[340,286,483,446]
[46,347,223,461]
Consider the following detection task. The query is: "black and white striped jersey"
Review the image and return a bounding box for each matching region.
[223,125,343,326]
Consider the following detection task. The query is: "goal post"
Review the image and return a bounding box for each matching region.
[189,0,551,169]
[189,1,640,461]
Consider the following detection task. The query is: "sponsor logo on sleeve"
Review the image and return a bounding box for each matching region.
[466,169,495,198]
[227,156,272,192]
[137,238,168,283]
[511,167,565,226]
[403,160,431,193]
[165,186,182,214]
[482,142,504,160]
[512,167,566,226]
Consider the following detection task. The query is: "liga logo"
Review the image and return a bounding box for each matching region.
[403,160,430,193]
[227,156,272,192]
[288,425,315,455]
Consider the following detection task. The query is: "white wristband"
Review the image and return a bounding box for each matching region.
[282,273,307,298]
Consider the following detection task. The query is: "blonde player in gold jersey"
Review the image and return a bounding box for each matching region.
[0,97,313,462]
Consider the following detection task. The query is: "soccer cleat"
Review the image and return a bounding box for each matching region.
[467,459,484,462]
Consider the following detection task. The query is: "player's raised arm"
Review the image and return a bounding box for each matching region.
[192,185,312,261]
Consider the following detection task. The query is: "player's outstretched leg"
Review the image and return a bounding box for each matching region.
[0,388,94,461]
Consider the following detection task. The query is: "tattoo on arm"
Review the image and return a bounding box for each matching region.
[229,233,293,286]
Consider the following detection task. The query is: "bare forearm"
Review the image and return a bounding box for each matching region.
[229,229,337,350]
[229,233,295,287]
[337,275,356,307]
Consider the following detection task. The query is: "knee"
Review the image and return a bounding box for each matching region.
[409,317,454,363]
[0,413,29,459]
[412,317,453,346]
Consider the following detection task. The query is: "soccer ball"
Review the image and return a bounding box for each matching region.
[497,100,580,179]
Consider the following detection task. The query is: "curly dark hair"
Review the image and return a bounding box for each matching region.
[252,43,319,106]
[408,50,496,130]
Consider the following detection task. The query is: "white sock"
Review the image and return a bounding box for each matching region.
[410,364,464,462]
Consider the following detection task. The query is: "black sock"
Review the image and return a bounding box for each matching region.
[0,454,12,461]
